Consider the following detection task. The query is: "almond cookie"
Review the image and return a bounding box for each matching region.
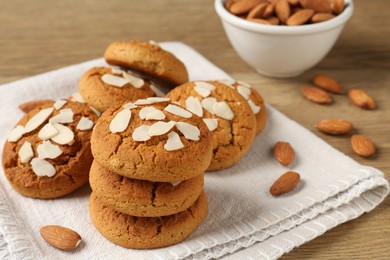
[166,81,257,171]
[91,98,212,182]
[89,160,204,217]
[220,79,267,135]
[78,67,156,112]
[89,191,208,249]
[104,40,189,87]
[2,100,98,199]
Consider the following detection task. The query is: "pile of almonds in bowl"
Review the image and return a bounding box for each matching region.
[225,0,347,26]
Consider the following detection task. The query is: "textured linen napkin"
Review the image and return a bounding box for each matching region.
[0,42,388,260]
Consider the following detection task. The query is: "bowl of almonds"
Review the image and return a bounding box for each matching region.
[215,0,353,78]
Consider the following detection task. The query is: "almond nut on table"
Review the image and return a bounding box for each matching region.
[270,171,301,196]
[313,74,344,94]
[315,119,353,135]
[351,134,376,158]
[274,141,295,166]
[300,86,332,104]
[348,88,376,110]
[40,225,82,251]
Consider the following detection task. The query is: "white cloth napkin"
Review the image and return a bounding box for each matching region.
[0,42,388,260]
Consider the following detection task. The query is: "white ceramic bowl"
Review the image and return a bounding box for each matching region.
[215,0,354,78]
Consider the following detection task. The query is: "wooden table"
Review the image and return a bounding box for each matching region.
[1,0,389,258]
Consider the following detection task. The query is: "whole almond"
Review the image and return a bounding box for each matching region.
[348,88,376,110]
[288,0,300,5]
[264,4,275,17]
[299,0,332,13]
[225,0,238,9]
[19,99,53,113]
[270,171,300,196]
[313,74,343,94]
[230,0,266,15]
[247,3,268,19]
[40,225,82,251]
[247,18,271,24]
[274,141,295,166]
[351,135,376,157]
[315,119,353,135]
[300,86,332,104]
[267,16,280,25]
[275,0,291,23]
[286,9,314,26]
[331,0,345,14]
[312,13,336,23]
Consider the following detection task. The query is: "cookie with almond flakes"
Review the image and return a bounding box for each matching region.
[2,100,98,199]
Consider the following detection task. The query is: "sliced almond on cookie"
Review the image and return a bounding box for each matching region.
[237,85,251,100]
[132,125,151,141]
[139,106,158,119]
[25,107,54,133]
[164,132,184,151]
[201,97,217,115]
[37,140,63,159]
[202,118,218,131]
[213,101,234,120]
[76,117,94,130]
[110,65,125,75]
[148,121,175,136]
[18,141,34,163]
[123,102,137,109]
[49,108,74,124]
[145,110,166,120]
[194,86,211,98]
[38,123,59,140]
[247,99,261,114]
[175,122,200,141]
[109,109,131,133]
[7,125,26,142]
[164,104,192,118]
[185,97,203,117]
[101,74,128,88]
[51,124,74,145]
[53,100,68,110]
[30,158,56,177]
[70,92,86,103]
[194,81,216,91]
[122,71,145,88]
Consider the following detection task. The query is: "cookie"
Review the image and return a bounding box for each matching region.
[78,67,156,112]
[91,98,212,182]
[89,191,208,249]
[104,41,188,87]
[89,160,204,217]
[166,81,257,171]
[2,99,98,199]
[220,79,267,135]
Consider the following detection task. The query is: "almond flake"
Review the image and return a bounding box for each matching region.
[149,40,159,46]
[203,118,218,131]
[30,158,56,177]
[194,81,216,91]
[164,132,184,151]
[146,97,170,103]
[37,140,63,159]
[122,71,145,88]
[53,100,67,110]
[146,110,166,120]
[110,65,125,75]
[201,97,217,115]
[213,101,234,120]
[77,117,94,130]
[170,181,181,186]
[89,106,102,117]
[150,84,165,97]
[237,80,252,88]
[237,85,251,100]
[109,109,131,133]
[139,106,158,119]
[248,99,261,114]
[49,108,74,124]
[51,123,75,145]
[101,74,128,88]
[185,97,203,117]
[175,122,200,141]
[148,121,175,136]
[38,123,59,140]
[71,92,86,103]
[132,125,151,141]
[25,107,54,133]
[218,80,235,89]
[7,125,26,142]
[134,99,151,105]
[123,102,137,109]
[164,104,192,118]
[194,86,211,98]
[18,141,34,163]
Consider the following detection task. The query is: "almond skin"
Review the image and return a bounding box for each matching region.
[299,0,332,13]
[286,9,314,26]
[315,119,353,135]
[311,13,336,23]
[300,86,332,104]
[230,0,266,15]
[270,171,301,196]
[275,0,291,23]
[247,18,271,24]
[247,3,268,19]
[274,141,295,166]
[351,135,376,157]
[348,88,376,110]
[19,99,53,113]
[313,74,343,94]
[40,225,82,251]
[331,0,345,14]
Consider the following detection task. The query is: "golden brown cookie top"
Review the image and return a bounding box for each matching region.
[166,81,257,171]
[91,98,212,182]
[2,100,98,196]
[78,66,156,112]
[104,41,189,87]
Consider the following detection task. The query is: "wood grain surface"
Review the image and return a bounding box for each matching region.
[0,0,389,259]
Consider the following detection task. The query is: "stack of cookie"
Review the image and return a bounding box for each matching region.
[78,40,188,112]
[89,98,212,248]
